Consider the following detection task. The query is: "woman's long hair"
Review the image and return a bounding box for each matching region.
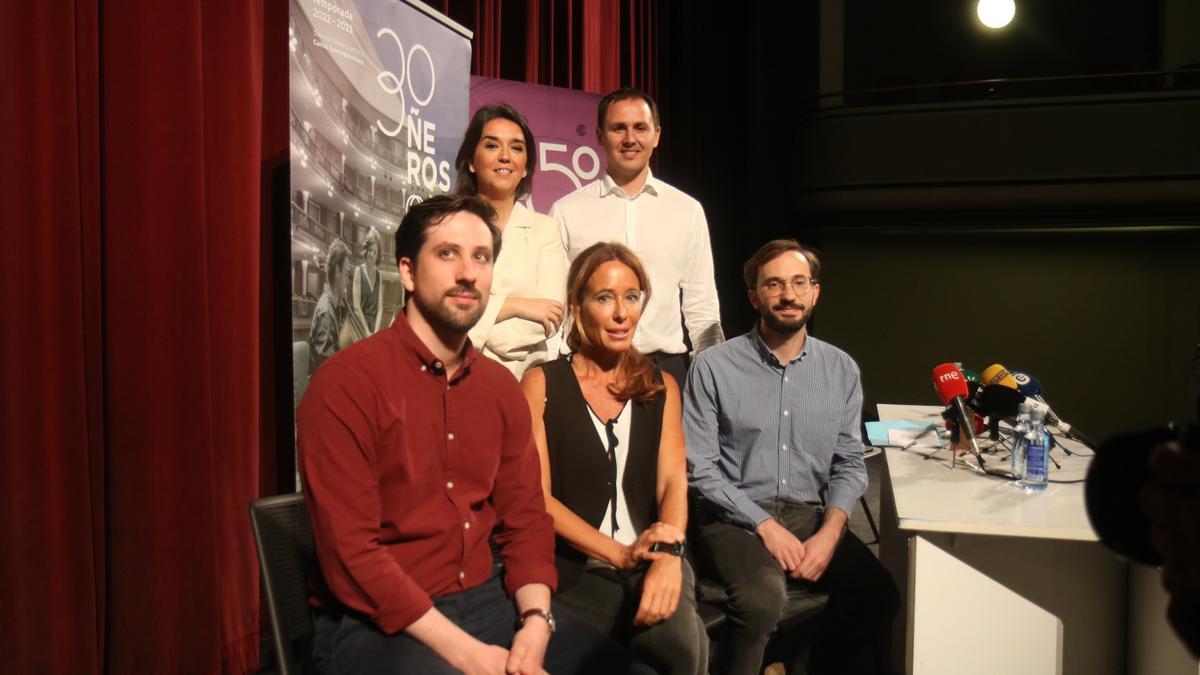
[566,242,665,401]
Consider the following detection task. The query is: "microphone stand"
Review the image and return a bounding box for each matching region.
[946,402,987,470]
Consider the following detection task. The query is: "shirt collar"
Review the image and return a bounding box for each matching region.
[749,324,810,367]
[600,169,659,199]
[389,309,478,381]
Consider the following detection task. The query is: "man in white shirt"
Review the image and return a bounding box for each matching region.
[550,88,723,384]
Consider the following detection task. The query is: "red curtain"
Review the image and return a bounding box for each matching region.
[1,1,104,671]
[446,0,657,95]
[2,0,654,672]
[2,0,273,671]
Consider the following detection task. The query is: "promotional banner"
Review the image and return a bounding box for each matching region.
[469,76,604,214]
[289,0,470,405]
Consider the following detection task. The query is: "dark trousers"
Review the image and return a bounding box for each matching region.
[556,559,709,675]
[646,351,689,389]
[311,572,655,675]
[695,501,899,675]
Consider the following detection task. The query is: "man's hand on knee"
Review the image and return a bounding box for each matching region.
[797,507,847,582]
[507,621,551,675]
[797,528,838,582]
[755,518,806,575]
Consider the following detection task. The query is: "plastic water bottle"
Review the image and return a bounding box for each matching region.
[1024,409,1050,493]
[1011,403,1030,482]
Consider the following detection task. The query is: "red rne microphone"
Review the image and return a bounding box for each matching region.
[933,363,969,404]
[932,363,986,467]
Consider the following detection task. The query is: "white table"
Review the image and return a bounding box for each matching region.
[878,403,1094,540]
[876,403,1197,675]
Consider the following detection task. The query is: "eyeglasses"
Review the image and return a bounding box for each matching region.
[758,277,817,296]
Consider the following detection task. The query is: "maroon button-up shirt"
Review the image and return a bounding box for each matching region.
[297,311,557,633]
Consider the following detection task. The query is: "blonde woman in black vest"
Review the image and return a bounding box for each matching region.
[521,242,708,674]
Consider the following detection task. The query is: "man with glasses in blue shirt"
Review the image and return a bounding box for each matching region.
[684,239,898,675]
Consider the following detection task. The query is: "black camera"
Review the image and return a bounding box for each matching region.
[1084,423,1199,565]
[1084,343,1200,565]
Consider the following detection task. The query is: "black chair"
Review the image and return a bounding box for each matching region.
[858,409,883,545]
[249,493,316,675]
[858,448,882,546]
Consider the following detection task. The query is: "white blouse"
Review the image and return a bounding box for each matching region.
[585,401,636,546]
[468,202,568,379]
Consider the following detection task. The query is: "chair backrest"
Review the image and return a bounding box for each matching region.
[249,492,316,675]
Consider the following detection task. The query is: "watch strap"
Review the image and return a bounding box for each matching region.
[517,608,555,633]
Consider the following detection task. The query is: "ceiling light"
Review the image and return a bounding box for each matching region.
[977,0,1015,29]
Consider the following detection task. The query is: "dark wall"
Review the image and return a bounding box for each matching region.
[656,1,821,333]
[795,94,1200,223]
[814,228,1200,440]
[844,0,1162,90]
[654,2,1200,438]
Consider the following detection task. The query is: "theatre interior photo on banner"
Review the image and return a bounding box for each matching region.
[6,1,1200,675]
[288,0,469,400]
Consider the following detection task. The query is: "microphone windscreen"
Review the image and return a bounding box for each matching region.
[962,368,981,383]
[978,384,1026,419]
[982,363,1018,389]
[932,363,969,405]
[1012,370,1043,397]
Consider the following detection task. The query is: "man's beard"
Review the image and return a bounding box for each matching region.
[759,300,810,335]
[413,284,485,333]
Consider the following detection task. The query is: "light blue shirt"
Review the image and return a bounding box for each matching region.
[684,327,867,529]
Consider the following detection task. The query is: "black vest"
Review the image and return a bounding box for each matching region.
[539,358,664,589]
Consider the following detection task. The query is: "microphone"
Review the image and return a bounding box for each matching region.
[1010,369,1094,449]
[933,363,986,468]
[974,383,1026,419]
[981,363,1018,389]
[1011,370,1042,398]
[972,383,1027,442]
[1010,369,1059,422]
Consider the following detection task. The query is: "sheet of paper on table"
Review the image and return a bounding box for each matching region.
[888,425,944,449]
[866,419,941,446]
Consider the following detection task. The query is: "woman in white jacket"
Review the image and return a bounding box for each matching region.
[456,104,568,379]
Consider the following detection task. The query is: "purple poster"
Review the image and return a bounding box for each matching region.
[470,77,604,214]
[288,0,471,408]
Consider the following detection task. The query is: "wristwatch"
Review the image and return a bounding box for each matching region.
[517,608,556,634]
[649,541,686,557]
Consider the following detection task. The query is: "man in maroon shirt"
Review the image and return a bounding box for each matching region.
[298,195,650,674]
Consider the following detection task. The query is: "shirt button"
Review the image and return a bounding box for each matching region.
[463,521,471,530]
[446,481,454,489]
[447,433,455,440]
[781,479,788,485]
[434,361,443,369]
[458,571,465,580]
[784,376,790,383]
[781,443,788,450]
[420,365,427,372]
[783,410,790,417]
